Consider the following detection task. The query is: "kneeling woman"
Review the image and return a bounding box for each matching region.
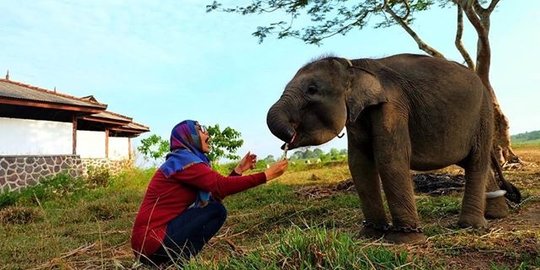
[131,120,288,266]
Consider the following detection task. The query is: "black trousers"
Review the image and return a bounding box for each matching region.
[142,201,227,266]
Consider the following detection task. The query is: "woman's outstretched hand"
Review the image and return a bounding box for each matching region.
[234,152,257,174]
[264,159,288,181]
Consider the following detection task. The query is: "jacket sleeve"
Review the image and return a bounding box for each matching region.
[169,163,267,199]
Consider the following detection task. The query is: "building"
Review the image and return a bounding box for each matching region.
[0,76,149,192]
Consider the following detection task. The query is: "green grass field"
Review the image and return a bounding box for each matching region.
[1,147,539,269]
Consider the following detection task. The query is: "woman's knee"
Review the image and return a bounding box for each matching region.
[207,201,227,221]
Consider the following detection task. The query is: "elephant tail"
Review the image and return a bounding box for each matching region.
[490,151,521,203]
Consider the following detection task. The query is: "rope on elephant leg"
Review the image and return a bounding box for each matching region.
[507,195,540,210]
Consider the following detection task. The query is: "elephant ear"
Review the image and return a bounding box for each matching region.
[346,70,388,123]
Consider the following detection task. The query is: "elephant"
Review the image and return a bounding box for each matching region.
[266,53,521,243]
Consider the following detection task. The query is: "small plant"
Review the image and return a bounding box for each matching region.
[86,201,119,221]
[0,206,43,225]
[0,191,18,208]
[417,196,461,218]
[0,173,86,209]
[86,166,111,188]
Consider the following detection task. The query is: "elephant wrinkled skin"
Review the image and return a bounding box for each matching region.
[266,54,521,244]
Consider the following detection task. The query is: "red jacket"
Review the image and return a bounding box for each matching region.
[131,163,266,256]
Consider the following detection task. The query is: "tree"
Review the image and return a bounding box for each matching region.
[137,125,244,165]
[207,124,244,163]
[207,0,519,164]
[137,134,169,162]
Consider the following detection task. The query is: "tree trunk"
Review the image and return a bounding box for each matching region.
[483,83,521,164]
[460,0,521,165]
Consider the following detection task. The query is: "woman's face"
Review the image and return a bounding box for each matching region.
[196,124,211,153]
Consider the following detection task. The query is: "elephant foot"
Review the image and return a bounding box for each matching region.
[384,231,426,244]
[485,196,509,219]
[360,227,386,239]
[383,225,426,244]
[458,214,488,228]
[359,221,389,240]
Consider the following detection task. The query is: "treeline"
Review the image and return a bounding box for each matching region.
[213,147,348,174]
[511,130,540,143]
[260,148,347,163]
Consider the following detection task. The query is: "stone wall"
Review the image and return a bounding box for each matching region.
[0,156,133,193]
[0,155,83,193]
[81,158,133,176]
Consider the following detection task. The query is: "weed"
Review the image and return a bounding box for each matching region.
[86,201,119,221]
[416,195,461,218]
[0,173,86,209]
[86,166,111,188]
[0,206,43,225]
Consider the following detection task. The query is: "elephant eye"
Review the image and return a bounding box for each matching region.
[306,84,318,96]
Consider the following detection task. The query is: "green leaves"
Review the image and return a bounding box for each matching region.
[136,134,169,162]
[207,0,442,45]
[207,124,244,163]
[137,125,245,164]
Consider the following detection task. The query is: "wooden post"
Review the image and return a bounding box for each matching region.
[128,137,132,160]
[72,115,77,155]
[105,129,109,159]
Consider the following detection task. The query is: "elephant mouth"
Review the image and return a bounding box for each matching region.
[281,132,297,150]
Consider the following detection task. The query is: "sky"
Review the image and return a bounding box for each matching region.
[1,0,539,164]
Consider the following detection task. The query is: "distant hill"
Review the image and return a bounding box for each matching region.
[511,130,540,144]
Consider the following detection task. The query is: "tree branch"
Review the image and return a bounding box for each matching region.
[459,0,491,84]
[383,0,445,58]
[474,0,500,15]
[454,4,475,69]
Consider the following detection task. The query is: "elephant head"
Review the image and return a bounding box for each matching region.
[266,57,388,149]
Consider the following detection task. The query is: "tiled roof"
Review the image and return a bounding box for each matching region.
[0,78,149,135]
[84,111,132,123]
[0,79,106,110]
[121,121,150,132]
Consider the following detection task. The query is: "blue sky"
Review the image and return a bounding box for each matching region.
[1,0,538,162]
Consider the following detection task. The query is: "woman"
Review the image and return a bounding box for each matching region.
[131,120,288,265]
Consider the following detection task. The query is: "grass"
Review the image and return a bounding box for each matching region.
[0,147,539,269]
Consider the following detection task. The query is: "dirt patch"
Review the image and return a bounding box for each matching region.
[295,173,466,199]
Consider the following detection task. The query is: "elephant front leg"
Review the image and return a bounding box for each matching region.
[377,160,426,244]
[372,121,426,244]
[348,143,389,239]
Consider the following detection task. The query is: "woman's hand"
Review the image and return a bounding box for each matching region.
[264,159,289,181]
[234,152,257,174]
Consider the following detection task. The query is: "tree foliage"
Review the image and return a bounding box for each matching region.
[207,0,439,46]
[207,124,244,162]
[137,134,169,162]
[137,125,244,164]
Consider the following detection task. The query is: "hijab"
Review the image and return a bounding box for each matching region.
[159,120,211,207]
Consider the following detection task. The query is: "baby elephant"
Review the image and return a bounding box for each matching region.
[266,54,520,243]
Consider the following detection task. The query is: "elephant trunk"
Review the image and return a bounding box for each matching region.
[267,99,296,145]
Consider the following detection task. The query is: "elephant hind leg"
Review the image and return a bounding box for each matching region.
[458,150,490,228]
[485,170,509,219]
